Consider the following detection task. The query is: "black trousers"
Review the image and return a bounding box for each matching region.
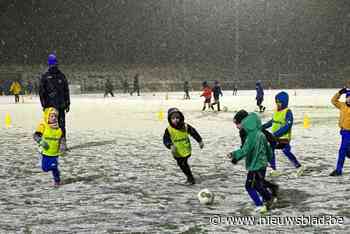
[14,94,19,103]
[174,155,194,181]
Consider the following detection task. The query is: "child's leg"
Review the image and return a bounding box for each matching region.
[41,156,60,182]
[269,142,277,170]
[217,101,221,111]
[336,130,350,174]
[245,171,264,206]
[253,170,272,202]
[202,102,206,111]
[175,156,194,182]
[282,144,301,168]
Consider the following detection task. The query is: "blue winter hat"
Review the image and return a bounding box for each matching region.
[48,54,57,66]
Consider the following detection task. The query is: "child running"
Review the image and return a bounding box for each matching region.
[227,110,278,214]
[329,87,350,176]
[163,108,204,185]
[200,81,214,111]
[262,91,304,177]
[33,107,64,187]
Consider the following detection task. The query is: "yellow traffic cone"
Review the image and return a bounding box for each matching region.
[5,113,12,128]
[303,114,310,129]
[157,109,164,122]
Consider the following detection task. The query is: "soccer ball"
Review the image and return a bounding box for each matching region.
[197,188,214,205]
[222,106,228,112]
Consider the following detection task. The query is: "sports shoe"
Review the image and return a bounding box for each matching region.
[53,181,61,187]
[269,170,281,177]
[185,178,196,185]
[296,165,305,177]
[255,205,268,214]
[265,198,277,210]
[329,170,342,176]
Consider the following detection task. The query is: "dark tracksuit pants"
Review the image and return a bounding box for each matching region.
[245,168,274,207]
[41,155,60,183]
[174,155,194,181]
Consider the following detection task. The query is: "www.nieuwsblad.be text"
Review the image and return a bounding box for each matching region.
[209,215,344,226]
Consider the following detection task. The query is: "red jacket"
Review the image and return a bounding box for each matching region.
[201,87,212,98]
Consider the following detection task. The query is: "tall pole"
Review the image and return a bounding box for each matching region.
[234,0,240,83]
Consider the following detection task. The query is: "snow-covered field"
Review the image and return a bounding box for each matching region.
[1,89,349,233]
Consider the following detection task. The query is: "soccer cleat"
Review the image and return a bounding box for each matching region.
[255,205,268,214]
[269,170,281,177]
[296,165,305,177]
[329,170,342,176]
[185,177,196,185]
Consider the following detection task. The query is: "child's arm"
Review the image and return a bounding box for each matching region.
[163,129,172,149]
[331,88,346,109]
[187,124,204,148]
[230,133,254,162]
[33,123,49,150]
[262,119,273,129]
[273,110,293,138]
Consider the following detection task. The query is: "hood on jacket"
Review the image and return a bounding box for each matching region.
[167,107,185,129]
[275,91,289,110]
[43,107,59,125]
[241,112,261,133]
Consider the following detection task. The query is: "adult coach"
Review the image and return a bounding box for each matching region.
[39,54,70,150]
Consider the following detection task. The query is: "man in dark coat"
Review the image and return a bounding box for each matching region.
[39,54,70,150]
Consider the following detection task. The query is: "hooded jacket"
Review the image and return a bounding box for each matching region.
[39,66,70,110]
[231,112,272,171]
[163,108,202,157]
[262,91,293,139]
[33,107,63,156]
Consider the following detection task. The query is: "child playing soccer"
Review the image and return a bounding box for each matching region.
[262,91,304,177]
[330,88,350,176]
[163,108,204,185]
[227,110,277,213]
[200,81,214,111]
[33,107,64,186]
[211,80,223,111]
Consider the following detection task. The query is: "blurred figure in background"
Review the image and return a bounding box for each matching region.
[9,79,22,103]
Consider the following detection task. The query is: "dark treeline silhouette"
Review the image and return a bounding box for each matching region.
[1,0,350,84]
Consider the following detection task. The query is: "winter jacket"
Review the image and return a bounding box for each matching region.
[332,92,350,130]
[230,112,272,171]
[39,66,70,110]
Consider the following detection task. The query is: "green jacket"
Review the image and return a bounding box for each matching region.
[231,112,272,171]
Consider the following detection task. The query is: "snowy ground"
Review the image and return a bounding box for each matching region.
[1,89,350,233]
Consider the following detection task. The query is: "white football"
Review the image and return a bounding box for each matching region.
[222,106,228,112]
[197,188,214,205]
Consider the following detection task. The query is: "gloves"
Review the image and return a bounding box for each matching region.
[65,106,70,113]
[199,141,204,149]
[339,87,347,95]
[226,153,238,164]
[39,140,49,150]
